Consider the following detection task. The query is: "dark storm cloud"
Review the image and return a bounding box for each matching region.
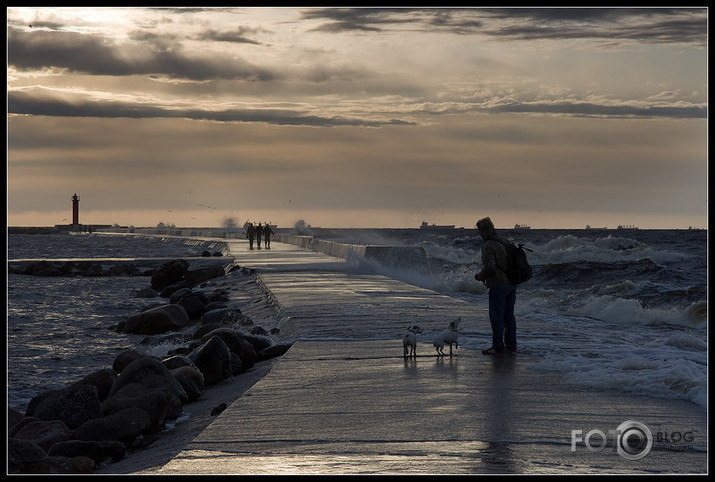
[7,90,415,127]
[486,101,707,119]
[7,28,275,81]
[301,7,707,45]
[482,8,707,45]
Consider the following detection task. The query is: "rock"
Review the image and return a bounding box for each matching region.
[106,263,141,276]
[104,356,186,428]
[47,439,125,465]
[124,304,191,335]
[112,349,148,374]
[31,261,62,277]
[192,322,222,340]
[9,416,41,438]
[13,419,72,452]
[169,287,193,304]
[70,368,117,402]
[210,403,227,416]
[135,287,157,298]
[229,352,244,375]
[189,335,232,386]
[8,406,25,430]
[203,301,227,313]
[109,356,186,399]
[185,264,226,286]
[73,406,152,443]
[201,328,257,371]
[26,385,102,430]
[8,437,47,470]
[200,307,249,326]
[171,366,204,402]
[159,281,192,298]
[260,342,293,360]
[208,288,230,302]
[161,354,194,370]
[151,259,189,291]
[25,455,95,474]
[72,260,104,277]
[241,333,274,353]
[177,291,211,319]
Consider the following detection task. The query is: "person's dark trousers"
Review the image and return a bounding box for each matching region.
[488,284,517,351]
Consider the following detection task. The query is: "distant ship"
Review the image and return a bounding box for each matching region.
[585,225,608,230]
[514,224,531,230]
[420,221,455,230]
[617,224,639,230]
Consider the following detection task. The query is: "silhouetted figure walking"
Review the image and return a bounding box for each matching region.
[246,223,256,250]
[255,223,264,249]
[263,223,274,249]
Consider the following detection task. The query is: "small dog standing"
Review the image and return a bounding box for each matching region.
[402,325,424,357]
[433,317,461,356]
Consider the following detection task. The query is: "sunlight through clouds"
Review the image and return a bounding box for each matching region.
[7,7,708,229]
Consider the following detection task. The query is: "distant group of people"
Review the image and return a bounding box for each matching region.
[246,222,274,250]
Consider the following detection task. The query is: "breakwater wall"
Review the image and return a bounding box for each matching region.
[273,234,429,273]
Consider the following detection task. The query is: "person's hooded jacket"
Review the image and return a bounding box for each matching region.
[475,217,511,288]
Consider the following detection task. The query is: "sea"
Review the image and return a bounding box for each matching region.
[6,228,708,415]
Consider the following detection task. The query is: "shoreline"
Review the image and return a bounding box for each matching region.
[8,248,287,474]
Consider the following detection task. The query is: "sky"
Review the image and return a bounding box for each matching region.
[6,7,708,229]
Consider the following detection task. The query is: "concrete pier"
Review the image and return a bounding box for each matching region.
[150,238,706,475]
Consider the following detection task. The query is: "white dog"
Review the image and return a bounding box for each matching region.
[433,317,461,356]
[402,325,424,357]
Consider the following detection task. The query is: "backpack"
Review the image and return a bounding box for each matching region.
[497,239,533,285]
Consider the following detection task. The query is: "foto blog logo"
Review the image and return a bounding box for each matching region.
[571,420,653,460]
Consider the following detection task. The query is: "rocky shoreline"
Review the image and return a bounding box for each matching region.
[8,256,291,474]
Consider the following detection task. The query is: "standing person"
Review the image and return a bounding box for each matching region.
[263,223,274,249]
[246,222,256,250]
[474,217,517,355]
[255,223,263,250]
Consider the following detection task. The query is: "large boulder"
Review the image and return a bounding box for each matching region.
[73,406,152,443]
[169,287,193,304]
[48,439,126,465]
[200,307,250,326]
[171,366,204,402]
[13,419,72,452]
[185,264,226,286]
[104,356,186,428]
[151,259,189,291]
[112,349,148,374]
[124,304,191,335]
[7,438,47,471]
[189,335,232,386]
[161,354,194,370]
[25,385,103,430]
[70,368,117,402]
[200,328,257,371]
[176,291,211,320]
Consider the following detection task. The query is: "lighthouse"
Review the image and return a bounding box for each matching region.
[72,193,80,229]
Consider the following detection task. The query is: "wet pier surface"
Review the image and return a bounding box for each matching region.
[148,239,706,475]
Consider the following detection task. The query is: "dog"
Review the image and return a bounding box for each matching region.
[433,317,461,356]
[402,325,424,357]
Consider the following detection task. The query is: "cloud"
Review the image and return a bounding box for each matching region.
[300,7,707,45]
[7,28,276,81]
[7,89,416,127]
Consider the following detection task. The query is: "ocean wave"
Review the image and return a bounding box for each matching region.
[528,235,692,266]
[577,296,706,328]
